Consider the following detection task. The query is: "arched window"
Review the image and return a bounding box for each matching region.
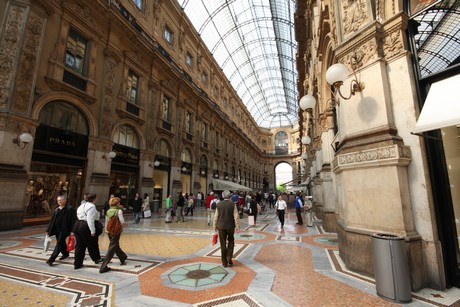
[200,155,208,169]
[39,101,88,135]
[113,125,139,148]
[275,131,288,155]
[159,139,170,157]
[181,148,192,163]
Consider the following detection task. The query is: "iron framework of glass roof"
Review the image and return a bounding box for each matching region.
[412,0,460,78]
[180,0,298,129]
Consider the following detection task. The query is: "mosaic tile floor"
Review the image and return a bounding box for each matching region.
[0,207,459,306]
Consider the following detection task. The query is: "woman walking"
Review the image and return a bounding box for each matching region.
[99,197,127,273]
[73,193,103,269]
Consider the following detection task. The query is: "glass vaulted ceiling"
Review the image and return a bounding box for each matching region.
[180,0,298,129]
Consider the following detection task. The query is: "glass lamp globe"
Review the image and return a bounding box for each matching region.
[299,95,316,111]
[301,152,308,159]
[326,63,349,86]
[301,136,311,145]
[108,151,117,159]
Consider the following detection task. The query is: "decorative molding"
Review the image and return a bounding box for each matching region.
[332,144,411,173]
[11,10,45,114]
[101,57,118,137]
[341,0,372,38]
[0,4,26,109]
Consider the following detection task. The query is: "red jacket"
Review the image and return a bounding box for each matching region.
[205,194,214,208]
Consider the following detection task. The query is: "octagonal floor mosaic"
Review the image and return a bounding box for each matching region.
[162,262,235,290]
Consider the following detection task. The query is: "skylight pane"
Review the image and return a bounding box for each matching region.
[181,0,298,128]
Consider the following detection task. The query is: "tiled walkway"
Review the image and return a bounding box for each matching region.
[0,207,459,306]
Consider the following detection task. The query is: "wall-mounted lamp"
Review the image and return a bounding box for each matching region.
[299,94,317,111]
[13,132,34,149]
[102,151,116,161]
[225,176,229,180]
[326,63,364,101]
[200,170,206,175]
[181,166,187,172]
[301,152,308,160]
[301,136,311,145]
[214,173,219,178]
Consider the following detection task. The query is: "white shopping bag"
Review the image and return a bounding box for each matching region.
[248,215,255,226]
[43,234,52,252]
[144,209,152,218]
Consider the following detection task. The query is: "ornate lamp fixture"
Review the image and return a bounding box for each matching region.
[325,63,364,101]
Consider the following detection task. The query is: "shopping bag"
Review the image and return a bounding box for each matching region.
[66,234,75,252]
[212,232,218,246]
[43,234,52,252]
[144,209,152,218]
[248,215,255,226]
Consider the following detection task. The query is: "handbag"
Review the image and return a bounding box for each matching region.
[212,232,218,246]
[66,234,75,252]
[144,209,152,218]
[95,220,104,236]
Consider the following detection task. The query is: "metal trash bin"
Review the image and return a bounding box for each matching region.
[372,233,412,303]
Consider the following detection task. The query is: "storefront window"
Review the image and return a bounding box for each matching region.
[442,124,460,269]
[26,102,89,218]
[109,172,137,208]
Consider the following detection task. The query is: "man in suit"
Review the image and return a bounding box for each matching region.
[213,190,240,267]
[45,195,77,266]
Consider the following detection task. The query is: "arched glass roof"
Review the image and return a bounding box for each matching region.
[180,0,298,128]
[412,0,460,78]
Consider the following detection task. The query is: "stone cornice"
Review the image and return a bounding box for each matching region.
[332,144,411,173]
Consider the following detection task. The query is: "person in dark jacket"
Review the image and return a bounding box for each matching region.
[213,190,240,267]
[248,195,259,225]
[295,192,304,225]
[175,192,185,222]
[45,195,77,266]
[132,192,142,224]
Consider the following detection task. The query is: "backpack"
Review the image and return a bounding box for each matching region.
[211,199,217,210]
[106,210,122,235]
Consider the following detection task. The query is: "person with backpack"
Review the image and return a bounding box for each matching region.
[209,194,219,226]
[99,197,127,273]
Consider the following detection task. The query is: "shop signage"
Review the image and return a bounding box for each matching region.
[34,125,88,157]
[112,144,139,165]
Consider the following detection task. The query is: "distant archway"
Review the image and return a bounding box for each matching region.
[274,162,292,192]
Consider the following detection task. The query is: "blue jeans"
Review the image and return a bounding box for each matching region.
[134,211,140,223]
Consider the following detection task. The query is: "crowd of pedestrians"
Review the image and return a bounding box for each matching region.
[44,189,314,273]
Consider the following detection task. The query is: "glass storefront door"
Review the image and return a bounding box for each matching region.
[109,172,137,209]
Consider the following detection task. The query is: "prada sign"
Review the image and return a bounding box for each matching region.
[112,144,139,165]
[34,125,88,157]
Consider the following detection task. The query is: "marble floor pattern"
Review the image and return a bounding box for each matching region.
[0,207,459,307]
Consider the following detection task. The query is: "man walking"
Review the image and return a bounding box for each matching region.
[295,192,304,225]
[176,192,185,222]
[213,190,240,267]
[45,195,77,266]
[205,191,215,225]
